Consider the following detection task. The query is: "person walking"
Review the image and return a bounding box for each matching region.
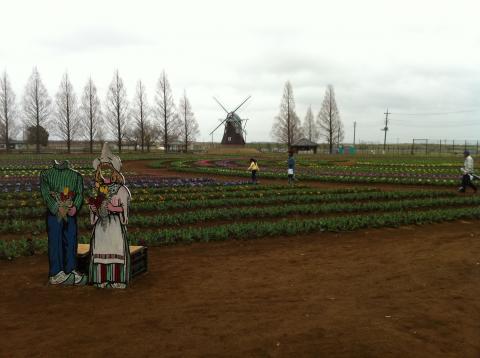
[288,151,296,185]
[247,158,259,184]
[459,150,477,193]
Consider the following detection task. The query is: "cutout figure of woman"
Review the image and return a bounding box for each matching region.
[88,143,131,289]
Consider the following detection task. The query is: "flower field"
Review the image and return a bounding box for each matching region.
[153,154,468,186]
[1,157,479,258]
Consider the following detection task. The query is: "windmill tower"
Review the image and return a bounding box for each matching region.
[210,96,251,145]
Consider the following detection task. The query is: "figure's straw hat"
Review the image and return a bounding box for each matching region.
[93,142,122,171]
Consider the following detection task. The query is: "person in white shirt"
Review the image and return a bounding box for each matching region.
[459,150,477,193]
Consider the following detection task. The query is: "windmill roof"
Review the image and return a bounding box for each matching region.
[292,138,318,147]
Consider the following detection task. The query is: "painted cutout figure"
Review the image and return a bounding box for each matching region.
[88,143,131,289]
[40,160,87,285]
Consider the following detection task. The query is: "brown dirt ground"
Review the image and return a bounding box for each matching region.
[1,160,479,357]
[1,222,479,357]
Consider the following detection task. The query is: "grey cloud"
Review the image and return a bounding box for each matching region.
[39,27,152,53]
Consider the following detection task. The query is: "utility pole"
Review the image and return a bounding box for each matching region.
[382,109,390,152]
[353,121,357,147]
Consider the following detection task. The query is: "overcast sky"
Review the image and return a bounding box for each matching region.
[1,0,479,143]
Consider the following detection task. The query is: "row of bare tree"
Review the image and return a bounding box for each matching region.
[0,68,199,153]
[272,81,344,154]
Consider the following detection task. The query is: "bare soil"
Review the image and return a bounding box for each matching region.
[1,221,479,357]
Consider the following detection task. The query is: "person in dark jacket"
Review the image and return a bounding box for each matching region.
[287,152,295,185]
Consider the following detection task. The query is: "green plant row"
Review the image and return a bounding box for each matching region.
[0,186,376,211]
[122,195,480,228]
[0,183,312,202]
[1,194,477,234]
[130,186,377,203]
[122,206,480,245]
[0,189,458,220]
[3,205,479,259]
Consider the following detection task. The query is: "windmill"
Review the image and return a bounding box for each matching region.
[210,96,251,145]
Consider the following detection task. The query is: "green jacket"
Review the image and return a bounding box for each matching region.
[40,161,84,215]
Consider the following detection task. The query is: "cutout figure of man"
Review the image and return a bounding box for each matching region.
[40,160,87,285]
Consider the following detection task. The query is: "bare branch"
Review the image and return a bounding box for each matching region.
[130,80,150,152]
[178,90,199,152]
[22,67,51,153]
[271,81,302,148]
[55,72,79,153]
[0,70,18,152]
[154,70,179,152]
[105,70,129,153]
[80,77,102,153]
[317,84,344,154]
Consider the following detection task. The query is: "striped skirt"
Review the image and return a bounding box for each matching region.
[90,263,128,284]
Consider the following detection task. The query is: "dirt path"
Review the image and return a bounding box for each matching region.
[123,160,460,192]
[1,221,479,357]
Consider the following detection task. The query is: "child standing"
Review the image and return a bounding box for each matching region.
[247,158,259,184]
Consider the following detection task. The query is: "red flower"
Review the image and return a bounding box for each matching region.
[88,192,105,209]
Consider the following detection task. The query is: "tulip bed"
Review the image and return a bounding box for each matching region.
[1,180,479,259]
[152,155,466,186]
[1,153,477,259]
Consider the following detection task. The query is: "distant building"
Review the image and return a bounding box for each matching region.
[0,139,28,151]
[291,138,318,154]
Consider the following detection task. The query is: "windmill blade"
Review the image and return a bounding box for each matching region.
[210,117,228,135]
[243,118,249,132]
[213,97,229,114]
[231,95,251,114]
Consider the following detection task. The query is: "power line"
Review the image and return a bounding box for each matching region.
[390,109,480,116]
[392,121,480,128]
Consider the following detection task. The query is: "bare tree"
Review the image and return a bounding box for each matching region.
[124,124,139,151]
[302,105,319,142]
[55,72,79,153]
[131,80,149,152]
[144,121,160,152]
[155,70,179,152]
[271,81,302,148]
[80,77,102,153]
[178,90,199,152]
[105,70,129,153]
[317,84,344,154]
[22,67,51,153]
[0,71,17,152]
